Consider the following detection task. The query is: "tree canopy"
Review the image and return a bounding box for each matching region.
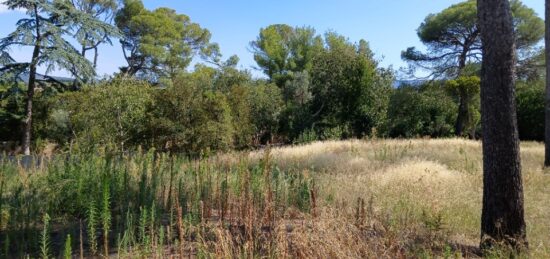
[115,0,219,79]
[250,24,323,87]
[402,0,544,78]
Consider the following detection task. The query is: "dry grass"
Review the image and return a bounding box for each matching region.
[3,138,549,258]
[247,138,550,258]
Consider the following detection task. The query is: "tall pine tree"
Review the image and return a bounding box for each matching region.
[0,0,116,155]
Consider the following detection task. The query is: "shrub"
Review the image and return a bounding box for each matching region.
[310,38,392,138]
[0,83,25,142]
[384,85,457,138]
[247,82,284,145]
[516,80,544,141]
[48,78,154,152]
[151,76,234,155]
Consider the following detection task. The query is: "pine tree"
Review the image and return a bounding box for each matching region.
[0,0,116,155]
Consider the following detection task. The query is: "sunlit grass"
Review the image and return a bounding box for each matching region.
[1,139,549,258]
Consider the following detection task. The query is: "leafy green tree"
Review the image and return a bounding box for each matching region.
[0,0,116,155]
[284,71,312,105]
[115,0,219,79]
[251,24,323,87]
[150,75,234,155]
[190,62,258,149]
[402,0,543,136]
[310,33,392,138]
[403,0,543,77]
[445,76,481,138]
[384,84,457,138]
[516,80,544,140]
[50,78,153,152]
[247,82,284,145]
[278,71,315,141]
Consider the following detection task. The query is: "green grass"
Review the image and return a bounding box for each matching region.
[0,150,313,257]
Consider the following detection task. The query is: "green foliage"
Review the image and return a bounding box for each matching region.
[40,213,51,259]
[445,76,481,137]
[384,84,457,138]
[0,83,24,141]
[226,84,255,149]
[1,0,117,82]
[116,0,219,78]
[251,24,323,87]
[516,80,544,141]
[445,76,480,96]
[151,75,234,155]
[87,200,99,255]
[247,82,284,144]
[310,33,392,138]
[50,78,153,152]
[63,234,72,259]
[0,150,314,257]
[402,0,544,77]
[101,177,111,256]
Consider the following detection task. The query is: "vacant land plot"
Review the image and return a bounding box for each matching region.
[1,139,549,258]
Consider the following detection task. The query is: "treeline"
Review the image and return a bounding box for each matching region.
[0,0,546,155]
[1,68,545,155]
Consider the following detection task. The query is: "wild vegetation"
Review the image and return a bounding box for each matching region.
[1,139,549,258]
[0,0,549,257]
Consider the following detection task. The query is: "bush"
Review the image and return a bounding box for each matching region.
[516,80,544,141]
[151,76,234,155]
[247,82,284,145]
[310,39,392,138]
[0,83,25,142]
[384,85,457,138]
[49,78,154,152]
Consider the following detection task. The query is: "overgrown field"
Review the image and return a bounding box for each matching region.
[1,139,549,258]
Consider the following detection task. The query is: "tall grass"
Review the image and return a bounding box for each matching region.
[2,139,549,258]
[0,149,313,257]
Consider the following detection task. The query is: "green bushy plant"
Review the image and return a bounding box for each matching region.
[48,77,154,152]
[516,79,544,141]
[384,84,457,138]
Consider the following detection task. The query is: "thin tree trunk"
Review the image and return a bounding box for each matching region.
[478,0,527,250]
[22,5,42,156]
[545,0,550,167]
[23,53,38,156]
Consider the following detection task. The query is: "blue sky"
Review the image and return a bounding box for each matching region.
[0,0,545,78]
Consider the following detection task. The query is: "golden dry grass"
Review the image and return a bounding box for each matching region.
[246,138,550,258]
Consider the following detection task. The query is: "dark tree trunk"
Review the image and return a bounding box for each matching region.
[478,0,527,250]
[22,54,38,156]
[545,0,550,167]
[22,5,42,156]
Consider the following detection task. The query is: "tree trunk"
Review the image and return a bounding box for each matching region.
[478,0,527,250]
[22,5,42,156]
[545,0,550,167]
[22,44,41,156]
